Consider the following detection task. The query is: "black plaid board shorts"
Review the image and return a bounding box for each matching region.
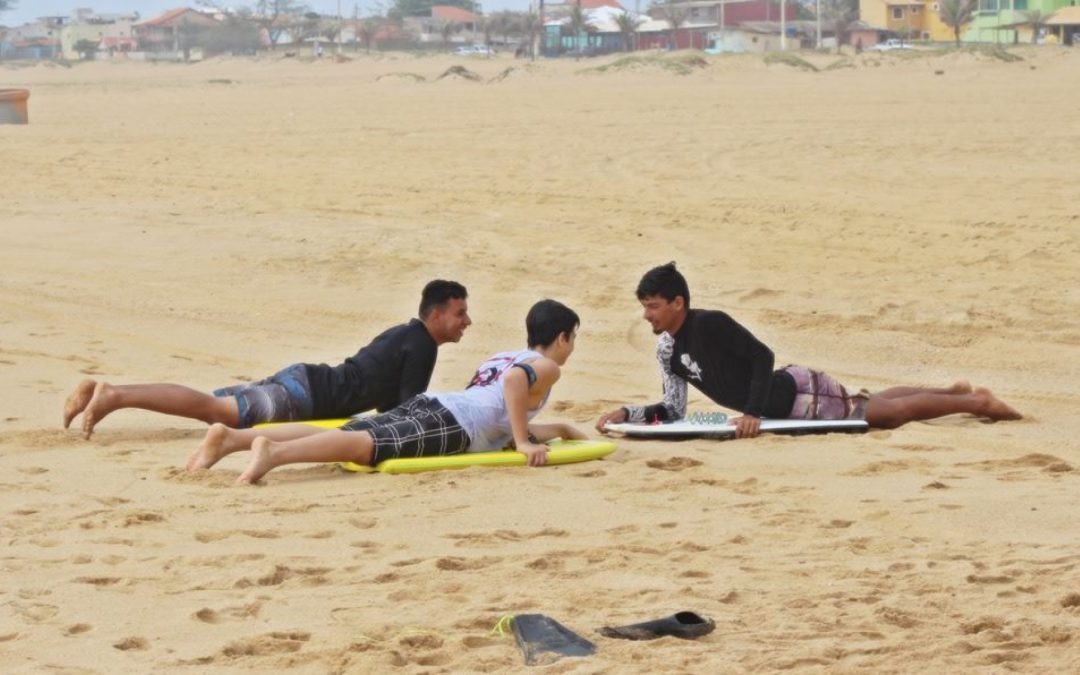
[340,395,471,466]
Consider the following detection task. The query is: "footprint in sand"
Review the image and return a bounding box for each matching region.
[113,636,149,651]
[435,556,502,571]
[65,623,92,637]
[220,631,310,657]
[646,457,702,472]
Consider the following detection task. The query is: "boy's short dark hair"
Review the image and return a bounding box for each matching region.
[419,280,468,319]
[636,262,690,308]
[526,299,580,349]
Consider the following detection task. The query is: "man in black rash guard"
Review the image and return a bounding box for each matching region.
[596,263,1021,439]
[64,280,471,439]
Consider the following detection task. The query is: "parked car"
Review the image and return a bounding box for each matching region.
[872,39,911,52]
[454,44,495,56]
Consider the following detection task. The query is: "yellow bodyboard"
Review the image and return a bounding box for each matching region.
[254,419,616,475]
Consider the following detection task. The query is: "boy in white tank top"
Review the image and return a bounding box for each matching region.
[186,300,586,484]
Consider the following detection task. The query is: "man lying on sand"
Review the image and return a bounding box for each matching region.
[188,299,587,484]
[596,263,1022,438]
[64,280,471,439]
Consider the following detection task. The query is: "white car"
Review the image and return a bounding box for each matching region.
[872,39,911,52]
[454,44,494,56]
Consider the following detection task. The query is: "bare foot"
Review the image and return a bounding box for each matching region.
[187,423,232,472]
[975,387,1023,421]
[81,382,119,440]
[63,379,97,429]
[237,437,275,485]
[951,380,973,395]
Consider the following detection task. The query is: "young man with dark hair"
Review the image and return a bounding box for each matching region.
[64,280,471,439]
[596,263,1021,438]
[187,299,585,483]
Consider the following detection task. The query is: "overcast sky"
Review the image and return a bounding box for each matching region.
[1,1,539,26]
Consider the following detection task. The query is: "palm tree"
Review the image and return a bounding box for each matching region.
[1022,9,1049,44]
[566,3,593,59]
[613,10,643,52]
[356,18,380,54]
[662,0,688,50]
[439,19,457,51]
[823,0,858,54]
[522,10,541,60]
[938,0,975,47]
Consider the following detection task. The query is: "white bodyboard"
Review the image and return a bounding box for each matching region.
[605,418,868,439]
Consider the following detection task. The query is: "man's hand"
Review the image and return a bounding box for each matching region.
[517,442,550,467]
[596,407,628,434]
[732,415,761,439]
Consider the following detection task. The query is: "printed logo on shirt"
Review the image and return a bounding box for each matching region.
[466,357,516,389]
[680,353,703,381]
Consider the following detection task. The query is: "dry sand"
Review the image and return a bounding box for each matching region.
[1,47,1079,672]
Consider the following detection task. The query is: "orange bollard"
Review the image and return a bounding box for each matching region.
[0,89,30,124]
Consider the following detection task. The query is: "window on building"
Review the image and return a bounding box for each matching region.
[922,31,930,39]
[932,2,940,10]
[1014,0,1027,9]
[912,5,920,12]
[892,7,904,19]
[979,0,998,12]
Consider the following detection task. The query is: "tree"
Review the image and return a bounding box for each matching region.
[356,18,380,53]
[822,0,858,53]
[1022,9,1049,44]
[439,20,457,50]
[613,10,643,52]
[938,0,975,47]
[252,0,310,50]
[661,0,688,50]
[521,10,541,60]
[566,3,593,59]
[201,15,262,55]
[73,38,99,59]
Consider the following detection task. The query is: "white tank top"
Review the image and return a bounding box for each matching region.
[432,349,550,452]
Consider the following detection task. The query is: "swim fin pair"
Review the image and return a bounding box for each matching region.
[511,611,715,665]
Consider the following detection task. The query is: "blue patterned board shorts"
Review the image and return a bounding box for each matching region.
[213,363,314,428]
[341,395,470,466]
[784,365,869,421]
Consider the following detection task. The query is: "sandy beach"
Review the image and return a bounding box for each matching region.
[1,47,1079,672]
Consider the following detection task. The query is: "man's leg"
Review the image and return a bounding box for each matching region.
[186,422,329,472]
[238,430,375,485]
[873,380,972,400]
[72,381,241,439]
[866,387,1021,429]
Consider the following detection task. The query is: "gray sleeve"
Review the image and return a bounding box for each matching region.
[624,334,686,423]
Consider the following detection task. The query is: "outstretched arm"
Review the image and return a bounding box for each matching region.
[528,421,587,443]
[596,334,686,432]
[504,358,560,466]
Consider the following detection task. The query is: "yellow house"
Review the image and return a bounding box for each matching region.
[859,0,957,42]
[60,19,137,60]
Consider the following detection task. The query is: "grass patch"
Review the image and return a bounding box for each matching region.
[581,51,709,76]
[376,72,426,82]
[436,65,481,81]
[763,52,818,72]
[976,45,1023,62]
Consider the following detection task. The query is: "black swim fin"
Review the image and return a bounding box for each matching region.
[599,611,716,641]
[512,613,596,665]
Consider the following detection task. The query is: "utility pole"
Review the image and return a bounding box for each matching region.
[815,0,821,49]
[780,0,786,50]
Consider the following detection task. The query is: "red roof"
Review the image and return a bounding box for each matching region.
[136,8,217,27]
[431,5,479,23]
[580,0,625,8]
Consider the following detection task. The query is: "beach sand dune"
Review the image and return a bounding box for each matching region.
[1,48,1078,672]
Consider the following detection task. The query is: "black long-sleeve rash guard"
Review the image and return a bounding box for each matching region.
[625,309,794,422]
[304,319,438,419]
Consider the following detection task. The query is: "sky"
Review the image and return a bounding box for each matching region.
[0,0,536,26]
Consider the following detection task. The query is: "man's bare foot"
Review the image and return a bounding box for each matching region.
[63,379,97,429]
[237,437,276,485]
[975,387,1023,421]
[81,382,119,440]
[951,380,973,395]
[187,423,233,472]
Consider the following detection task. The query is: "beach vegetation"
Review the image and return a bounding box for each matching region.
[565,4,595,60]
[764,51,819,71]
[613,11,644,53]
